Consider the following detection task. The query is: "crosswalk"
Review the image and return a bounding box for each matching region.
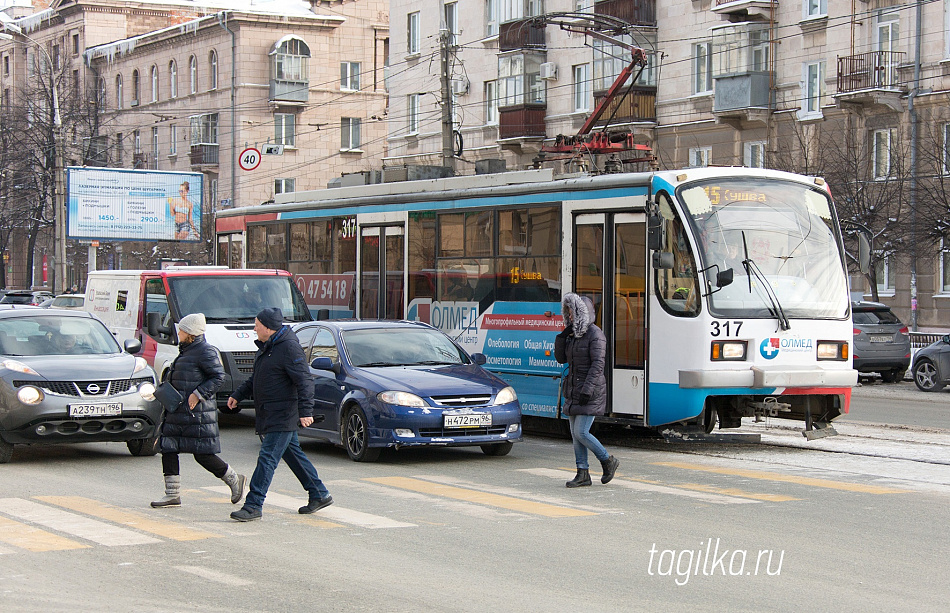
[0,462,910,555]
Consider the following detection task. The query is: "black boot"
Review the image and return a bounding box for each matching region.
[565,468,591,488]
[600,455,620,484]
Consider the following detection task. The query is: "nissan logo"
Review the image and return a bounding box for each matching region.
[85,384,101,394]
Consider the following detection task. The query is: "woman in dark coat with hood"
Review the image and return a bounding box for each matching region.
[151,313,246,508]
[554,293,620,488]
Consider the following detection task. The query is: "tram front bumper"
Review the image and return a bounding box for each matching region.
[679,366,858,389]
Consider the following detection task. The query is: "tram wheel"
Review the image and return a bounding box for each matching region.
[702,407,717,434]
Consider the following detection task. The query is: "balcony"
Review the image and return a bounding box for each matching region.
[132,152,156,170]
[499,20,545,52]
[190,143,219,167]
[594,0,656,26]
[835,51,906,112]
[712,0,774,20]
[592,86,656,126]
[498,103,546,142]
[712,72,773,125]
[270,79,309,104]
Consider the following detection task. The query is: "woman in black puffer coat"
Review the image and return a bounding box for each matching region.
[554,293,620,488]
[151,313,246,508]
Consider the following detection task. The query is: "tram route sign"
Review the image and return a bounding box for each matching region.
[239,147,262,171]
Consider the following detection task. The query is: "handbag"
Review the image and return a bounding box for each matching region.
[153,381,184,412]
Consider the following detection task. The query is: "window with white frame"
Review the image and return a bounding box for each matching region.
[151,126,159,160]
[341,118,361,150]
[275,113,295,146]
[151,65,158,103]
[408,93,420,133]
[942,238,950,292]
[273,38,310,81]
[712,23,769,76]
[943,123,950,175]
[805,0,827,18]
[408,12,421,55]
[745,141,766,168]
[500,0,544,21]
[498,53,545,106]
[592,35,657,91]
[573,64,590,112]
[131,69,140,105]
[133,130,141,154]
[486,0,499,37]
[116,74,123,108]
[190,113,218,145]
[873,129,895,179]
[275,178,295,195]
[801,61,825,117]
[169,125,177,156]
[209,50,218,90]
[189,55,198,94]
[169,60,178,98]
[484,81,498,124]
[341,62,360,91]
[445,2,459,46]
[689,147,711,168]
[874,253,896,293]
[693,42,712,94]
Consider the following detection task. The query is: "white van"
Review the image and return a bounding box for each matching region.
[84,267,312,412]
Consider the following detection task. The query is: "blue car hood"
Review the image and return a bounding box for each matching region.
[355,363,503,397]
[5,353,144,380]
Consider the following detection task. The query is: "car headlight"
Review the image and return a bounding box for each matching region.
[138,382,156,401]
[1,359,39,375]
[133,357,148,374]
[493,386,517,405]
[377,391,428,407]
[17,385,43,405]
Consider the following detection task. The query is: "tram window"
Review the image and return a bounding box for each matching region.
[440,214,464,257]
[332,218,357,274]
[290,223,310,261]
[465,211,493,257]
[654,193,700,317]
[248,225,267,264]
[408,211,436,301]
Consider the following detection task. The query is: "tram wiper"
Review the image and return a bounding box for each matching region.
[740,232,791,331]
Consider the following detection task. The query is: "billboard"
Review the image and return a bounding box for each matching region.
[66,167,204,242]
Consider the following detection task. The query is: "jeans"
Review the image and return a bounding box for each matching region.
[569,414,608,470]
[244,430,329,511]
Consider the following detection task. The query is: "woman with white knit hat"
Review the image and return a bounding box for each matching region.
[151,312,246,508]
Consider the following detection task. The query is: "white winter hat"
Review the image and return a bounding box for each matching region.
[178,313,206,336]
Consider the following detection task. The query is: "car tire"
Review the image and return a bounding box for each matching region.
[342,407,381,462]
[913,360,944,392]
[480,441,513,456]
[0,437,13,464]
[880,369,906,383]
[127,435,160,456]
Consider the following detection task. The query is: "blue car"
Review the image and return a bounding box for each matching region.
[292,320,522,461]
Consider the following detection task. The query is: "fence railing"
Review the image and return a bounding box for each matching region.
[909,332,946,349]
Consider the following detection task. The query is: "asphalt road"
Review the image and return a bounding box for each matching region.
[844,379,950,429]
[0,397,948,613]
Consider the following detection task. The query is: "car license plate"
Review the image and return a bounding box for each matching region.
[68,403,122,417]
[869,335,892,343]
[444,413,491,428]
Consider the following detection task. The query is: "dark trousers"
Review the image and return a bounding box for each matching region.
[162,452,228,479]
[243,430,329,511]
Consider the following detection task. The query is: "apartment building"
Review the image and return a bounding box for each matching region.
[385,0,950,330]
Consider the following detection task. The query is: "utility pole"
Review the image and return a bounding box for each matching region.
[439,4,455,175]
[908,0,922,331]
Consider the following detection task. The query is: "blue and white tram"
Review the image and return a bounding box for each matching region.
[215,167,857,435]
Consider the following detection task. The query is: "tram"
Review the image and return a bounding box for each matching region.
[215,167,861,437]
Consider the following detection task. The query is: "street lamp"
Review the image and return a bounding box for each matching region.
[1,19,67,294]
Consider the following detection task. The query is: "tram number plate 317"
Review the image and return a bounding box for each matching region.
[444,413,491,428]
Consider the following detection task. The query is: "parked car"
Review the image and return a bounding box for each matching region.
[48,294,86,310]
[852,301,910,383]
[911,334,950,392]
[0,309,162,463]
[0,290,54,306]
[291,320,521,461]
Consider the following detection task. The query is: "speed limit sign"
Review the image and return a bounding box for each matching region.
[239,147,262,171]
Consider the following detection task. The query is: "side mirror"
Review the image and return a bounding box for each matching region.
[858,232,871,275]
[124,338,142,354]
[310,356,341,375]
[647,209,666,251]
[716,267,734,288]
[652,252,674,269]
[147,311,172,337]
[470,352,488,365]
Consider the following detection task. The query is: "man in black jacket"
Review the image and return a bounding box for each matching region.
[227,308,332,521]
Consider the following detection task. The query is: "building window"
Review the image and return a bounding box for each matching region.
[115,74,123,108]
[573,64,590,112]
[131,69,140,105]
[275,113,295,146]
[169,125,177,156]
[498,53,545,107]
[273,38,310,81]
[805,0,827,18]
[150,65,158,103]
[341,62,360,91]
[486,0,499,37]
[151,126,159,160]
[3,54,8,77]
[875,253,896,293]
[873,129,894,180]
[407,12,420,55]
[275,178,295,195]
[72,33,80,55]
[445,2,459,46]
[72,69,80,93]
[52,45,60,71]
[712,23,769,77]
[134,130,141,154]
[745,141,766,168]
[169,60,177,98]
[189,55,198,94]
[341,117,361,150]
[593,35,657,90]
[115,132,123,164]
[408,93,420,133]
[943,123,950,175]
[942,239,950,293]
[484,81,498,125]
[689,147,711,168]
[693,42,712,94]
[209,50,217,90]
[190,113,219,145]
[801,61,825,117]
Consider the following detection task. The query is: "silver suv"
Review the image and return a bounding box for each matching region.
[852,301,910,383]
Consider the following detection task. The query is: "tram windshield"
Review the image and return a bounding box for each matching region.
[678,178,849,320]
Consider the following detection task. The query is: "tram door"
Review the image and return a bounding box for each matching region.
[359,224,405,319]
[573,213,646,417]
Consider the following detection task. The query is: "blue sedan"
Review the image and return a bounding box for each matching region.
[292,320,522,461]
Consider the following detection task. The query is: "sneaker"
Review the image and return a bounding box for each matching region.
[230,507,262,522]
[298,495,333,514]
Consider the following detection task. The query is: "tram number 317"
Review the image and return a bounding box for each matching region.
[710,320,743,337]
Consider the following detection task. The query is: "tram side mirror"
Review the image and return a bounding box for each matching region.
[647,208,665,251]
[652,252,674,269]
[858,232,871,275]
[716,267,734,288]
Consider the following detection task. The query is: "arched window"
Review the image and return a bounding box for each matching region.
[189,55,197,94]
[97,77,106,111]
[115,74,123,108]
[131,69,140,105]
[169,60,177,98]
[271,36,310,81]
[209,50,218,90]
[150,65,158,102]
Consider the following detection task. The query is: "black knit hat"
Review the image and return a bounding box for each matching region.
[256,307,283,331]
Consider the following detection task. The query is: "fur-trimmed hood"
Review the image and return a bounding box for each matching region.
[561,292,593,338]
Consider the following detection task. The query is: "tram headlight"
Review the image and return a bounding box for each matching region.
[817,341,849,361]
[710,340,747,361]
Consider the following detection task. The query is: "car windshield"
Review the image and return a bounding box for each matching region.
[0,316,121,356]
[342,327,468,367]
[167,275,310,323]
[680,178,849,320]
[53,296,84,308]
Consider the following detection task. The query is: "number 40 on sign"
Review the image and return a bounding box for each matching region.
[239,147,261,171]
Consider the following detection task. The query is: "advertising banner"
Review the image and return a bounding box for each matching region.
[66,167,204,241]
